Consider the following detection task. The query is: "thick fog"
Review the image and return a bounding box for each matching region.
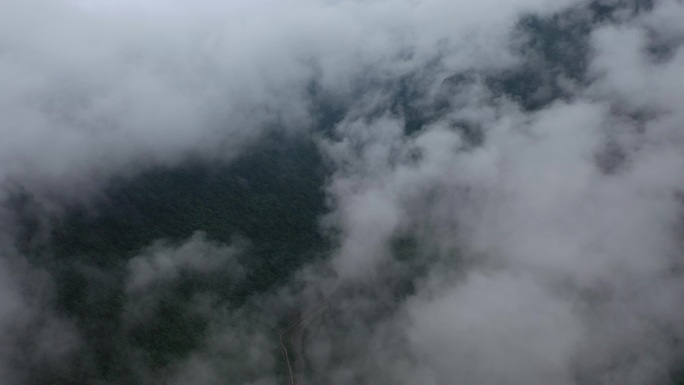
[1,0,684,384]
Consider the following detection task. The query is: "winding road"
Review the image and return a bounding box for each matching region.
[278,283,339,385]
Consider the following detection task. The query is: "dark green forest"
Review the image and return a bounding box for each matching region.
[8,131,328,384]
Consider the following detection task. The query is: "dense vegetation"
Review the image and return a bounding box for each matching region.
[9,131,328,384]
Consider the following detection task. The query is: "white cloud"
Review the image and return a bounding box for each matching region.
[4,0,684,383]
[308,2,684,384]
[126,232,244,293]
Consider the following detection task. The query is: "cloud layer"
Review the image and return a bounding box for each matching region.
[2,0,684,384]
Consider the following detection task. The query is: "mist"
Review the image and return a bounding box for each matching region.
[1,0,684,384]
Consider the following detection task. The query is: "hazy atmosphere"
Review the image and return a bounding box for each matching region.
[2,0,684,384]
